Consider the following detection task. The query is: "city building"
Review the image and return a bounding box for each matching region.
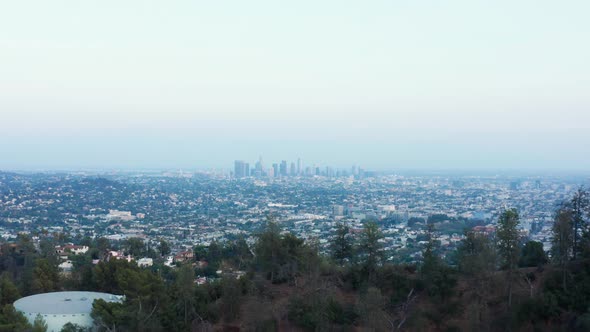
[106,210,135,221]
[137,257,154,267]
[234,160,250,178]
[55,245,89,256]
[280,160,287,176]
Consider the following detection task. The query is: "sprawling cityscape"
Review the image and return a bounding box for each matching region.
[3,0,590,330]
[2,160,586,265]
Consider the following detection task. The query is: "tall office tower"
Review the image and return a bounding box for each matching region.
[333,205,345,216]
[280,160,287,176]
[254,157,264,178]
[272,163,279,178]
[297,158,301,175]
[268,166,274,178]
[234,160,249,178]
[315,167,321,176]
[256,155,264,176]
[234,160,243,178]
[290,162,296,176]
[326,166,334,178]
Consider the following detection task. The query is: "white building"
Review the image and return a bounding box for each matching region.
[14,291,124,332]
[55,245,89,257]
[106,210,135,221]
[58,261,73,274]
[137,257,153,267]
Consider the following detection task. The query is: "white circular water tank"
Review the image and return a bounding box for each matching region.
[14,291,123,332]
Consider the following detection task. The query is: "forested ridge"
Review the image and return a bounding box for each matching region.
[1,190,590,331]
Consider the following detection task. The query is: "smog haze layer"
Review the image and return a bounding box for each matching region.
[1,1,589,171]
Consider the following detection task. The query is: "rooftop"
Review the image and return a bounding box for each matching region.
[14,291,123,315]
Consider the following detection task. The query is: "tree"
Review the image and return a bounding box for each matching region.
[421,224,456,303]
[93,259,134,294]
[206,240,222,266]
[220,277,243,322]
[31,259,60,293]
[279,233,306,281]
[158,240,171,257]
[455,230,496,330]
[123,238,145,257]
[0,304,31,332]
[254,222,284,283]
[552,207,574,291]
[569,188,589,259]
[357,221,384,282]
[31,314,48,332]
[16,234,35,255]
[95,237,110,254]
[421,224,440,278]
[420,226,460,332]
[113,267,166,331]
[91,299,126,332]
[60,322,89,332]
[174,264,196,328]
[355,287,391,331]
[0,274,20,306]
[193,245,208,262]
[232,236,253,269]
[496,208,521,308]
[330,222,353,266]
[20,254,35,296]
[38,238,59,266]
[92,258,167,331]
[455,230,496,276]
[519,241,547,267]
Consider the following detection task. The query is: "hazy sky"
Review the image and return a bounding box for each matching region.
[1,1,589,171]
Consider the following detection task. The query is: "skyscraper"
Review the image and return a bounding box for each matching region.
[234,160,243,178]
[234,160,250,178]
[297,158,301,175]
[280,160,287,176]
[254,155,264,177]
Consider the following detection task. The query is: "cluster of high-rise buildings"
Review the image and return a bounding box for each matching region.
[233,157,367,179]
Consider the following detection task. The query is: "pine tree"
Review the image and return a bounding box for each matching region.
[254,222,284,283]
[358,221,384,282]
[31,258,60,294]
[31,314,47,332]
[0,274,20,306]
[552,207,574,291]
[330,222,353,265]
[496,208,521,308]
[175,264,196,329]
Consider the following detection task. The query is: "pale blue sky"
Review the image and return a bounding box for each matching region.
[1,1,589,170]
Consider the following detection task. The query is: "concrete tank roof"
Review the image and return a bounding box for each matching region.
[14,291,123,315]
